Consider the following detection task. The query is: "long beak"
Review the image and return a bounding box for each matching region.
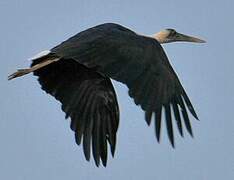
[175,33,206,43]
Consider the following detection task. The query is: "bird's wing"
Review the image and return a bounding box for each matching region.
[31,58,119,167]
[51,23,198,147]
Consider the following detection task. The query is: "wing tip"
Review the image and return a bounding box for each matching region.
[145,111,152,126]
[94,157,100,167]
[84,154,91,162]
[194,114,199,121]
[156,134,160,143]
[171,142,175,149]
[101,158,107,167]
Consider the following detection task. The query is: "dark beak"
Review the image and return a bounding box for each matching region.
[174,33,206,43]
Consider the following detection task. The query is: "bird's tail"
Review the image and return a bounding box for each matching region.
[8,57,60,80]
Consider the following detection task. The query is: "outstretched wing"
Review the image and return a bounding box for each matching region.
[51,23,198,147]
[32,58,119,167]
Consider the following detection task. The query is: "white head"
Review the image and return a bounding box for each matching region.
[153,29,206,44]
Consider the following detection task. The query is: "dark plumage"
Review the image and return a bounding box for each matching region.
[9,23,205,167]
[31,58,119,166]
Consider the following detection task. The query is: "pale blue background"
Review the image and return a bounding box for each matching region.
[1,0,234,180]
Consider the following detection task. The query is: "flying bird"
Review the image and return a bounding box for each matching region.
[8,23,205,167]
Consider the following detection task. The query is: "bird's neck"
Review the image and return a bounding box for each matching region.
[152,31,168,44]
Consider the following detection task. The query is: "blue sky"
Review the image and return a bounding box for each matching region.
[1,0,234,180]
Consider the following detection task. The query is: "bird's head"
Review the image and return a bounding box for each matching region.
[153,29,206,44]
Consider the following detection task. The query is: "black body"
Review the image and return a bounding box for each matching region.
[32,23,198,167]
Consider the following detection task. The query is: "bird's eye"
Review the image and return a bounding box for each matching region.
[170,30,177,36]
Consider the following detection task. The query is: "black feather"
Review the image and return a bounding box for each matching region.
[164,104,174,147]
[177,95,193,137]
[172,98,183,137]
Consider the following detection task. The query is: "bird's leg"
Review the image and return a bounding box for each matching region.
[8,57,60,80]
